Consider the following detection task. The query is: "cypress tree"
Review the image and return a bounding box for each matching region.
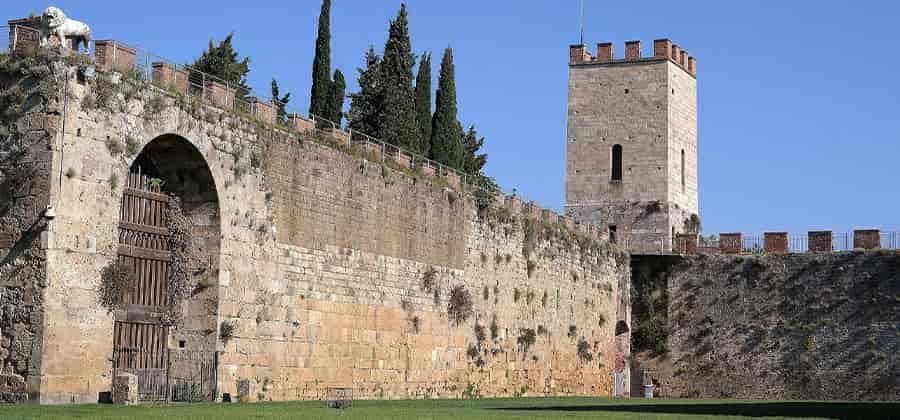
[348,47,383,135]
[271,78,291,123]
[461,125,487,174]
[309,0,332,118]
[328,69,346,125]
[430,47,464,169]
[191,33,251,99]
[378,4,418,150]
[414,52,432,155]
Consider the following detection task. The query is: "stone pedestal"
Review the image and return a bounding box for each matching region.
[237,378,257,403]
[112,372,138,405]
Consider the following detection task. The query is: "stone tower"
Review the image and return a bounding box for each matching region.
[565,39,699,253]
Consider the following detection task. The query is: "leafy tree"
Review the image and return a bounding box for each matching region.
[191,33,251,99]
[461,125,487,174]
[271,79,291,123]
[348,47,383,135]
[309,0,332,118]
[430,47,464,169]
[414,52,432,154]
[377,4,418,150]
[327,69,346,125]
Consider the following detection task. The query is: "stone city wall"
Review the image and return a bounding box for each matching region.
[0,47,630,403]
[631,252,899,401]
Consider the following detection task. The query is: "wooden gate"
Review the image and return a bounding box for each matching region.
[113,169,173,401]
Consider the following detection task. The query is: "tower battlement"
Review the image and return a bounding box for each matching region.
[566,36,699,253]
[570,39,697,76]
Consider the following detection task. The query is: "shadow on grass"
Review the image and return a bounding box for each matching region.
[494,401,900,420]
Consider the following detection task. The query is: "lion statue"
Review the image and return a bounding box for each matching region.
[40,7,91,51]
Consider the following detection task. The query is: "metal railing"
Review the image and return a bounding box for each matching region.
[667,231,900,256]
[85,36,475,191]
[1,24,590,242]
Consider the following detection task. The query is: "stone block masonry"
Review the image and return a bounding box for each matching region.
[566,38,698,253]
[0,48,630,404]
[631,252,900,401]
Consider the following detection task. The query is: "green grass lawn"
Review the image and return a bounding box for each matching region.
[0,397,897,420]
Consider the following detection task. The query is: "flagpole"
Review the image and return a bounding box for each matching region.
[580,0,585,45]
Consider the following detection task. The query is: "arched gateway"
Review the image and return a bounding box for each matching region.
[111,134,221,402]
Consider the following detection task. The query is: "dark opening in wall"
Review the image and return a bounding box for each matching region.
[609,225,618,244]
[611,144,623,181]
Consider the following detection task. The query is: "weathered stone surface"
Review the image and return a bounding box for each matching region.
[633,252,900,401]
[111,373,137,405]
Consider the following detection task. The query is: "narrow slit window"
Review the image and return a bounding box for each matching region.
[681,149,686,191]
[611,144,623,181]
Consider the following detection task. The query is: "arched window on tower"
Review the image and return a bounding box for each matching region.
[681,149,686,192]
[611,144,623,181]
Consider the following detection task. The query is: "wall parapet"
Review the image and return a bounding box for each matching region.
[2,21,613,257]
[667,229,899,256]
[569,38,697,76]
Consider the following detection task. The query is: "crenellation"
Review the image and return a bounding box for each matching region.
[94,40,136,74]
[596,42,613,61]
[624,40,641,59]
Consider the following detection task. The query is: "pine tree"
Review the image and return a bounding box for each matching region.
[430,47,464,169]
[348,47,383,135]
[309,0,332,118]
[191,33,251,99]
[271,79,291,123]
[378,4,418,150]
[414,52,432,155]
[328,69,346,125]
[461,125,488,174]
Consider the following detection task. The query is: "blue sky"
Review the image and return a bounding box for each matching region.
[7,1,899,234]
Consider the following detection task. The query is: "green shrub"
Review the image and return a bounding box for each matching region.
[448,285,474,325]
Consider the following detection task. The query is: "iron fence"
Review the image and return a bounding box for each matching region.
[663,231,900,256]
[112,348,217,403]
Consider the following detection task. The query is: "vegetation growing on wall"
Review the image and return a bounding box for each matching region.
[97,260,135,311]
[631,258,672,356]
[448,285,474,325]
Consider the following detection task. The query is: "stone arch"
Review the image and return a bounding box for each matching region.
[115,133,221,355]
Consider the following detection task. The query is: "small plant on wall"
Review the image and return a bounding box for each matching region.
[517,328,537,356]
[577,338,593,363]
[219,320,237,344]
[448,285,474,325]
[97,260,135,311]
